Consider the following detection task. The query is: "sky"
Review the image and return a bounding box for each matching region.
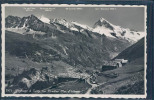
[5,6,145,31]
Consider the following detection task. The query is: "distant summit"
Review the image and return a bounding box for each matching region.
[93,18,145,42]
[93,17,114,30]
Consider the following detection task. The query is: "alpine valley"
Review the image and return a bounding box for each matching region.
[5,15,145,94]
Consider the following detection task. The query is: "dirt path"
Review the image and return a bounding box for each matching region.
[85,78,106,94]
[85,78,98,94]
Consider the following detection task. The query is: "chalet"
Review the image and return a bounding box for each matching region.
[114,59,128,66]
[102,61,121,72]
[102,59,128,72]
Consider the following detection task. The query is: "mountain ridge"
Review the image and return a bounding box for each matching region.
[5,15,144,42]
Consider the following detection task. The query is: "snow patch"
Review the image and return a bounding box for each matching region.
[6,28,46,35]
[93,26,115,38]
[72,22,92,31]
[39,15,50,24]
[59,45,68,55]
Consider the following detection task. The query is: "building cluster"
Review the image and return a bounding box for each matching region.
[102,59,128,72]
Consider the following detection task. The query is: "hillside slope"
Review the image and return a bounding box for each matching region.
[92,38,145,94]
[114,37,144,61]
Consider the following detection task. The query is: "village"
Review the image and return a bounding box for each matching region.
[5,58,129,94]
[89,59,128,84]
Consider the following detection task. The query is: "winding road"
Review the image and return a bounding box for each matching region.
[85,78,106,94]
[85,78,98,94]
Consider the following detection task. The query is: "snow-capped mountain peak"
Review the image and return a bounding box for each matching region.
[50,18,67,24]
[39,15,50,24]
[93,17,145,42]
[50,19,93,32]
[94,18,114,30]
[99,17,108,23]
[50,18,73,28]
[71,21,92,31]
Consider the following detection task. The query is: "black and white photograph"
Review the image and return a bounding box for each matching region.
[1,4,147,98]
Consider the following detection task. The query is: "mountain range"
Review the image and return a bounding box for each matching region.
[5,14,145,94]
[5,14,137,69]
[5,15,144,42]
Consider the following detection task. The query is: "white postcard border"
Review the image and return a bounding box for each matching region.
[1,4,147,98]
